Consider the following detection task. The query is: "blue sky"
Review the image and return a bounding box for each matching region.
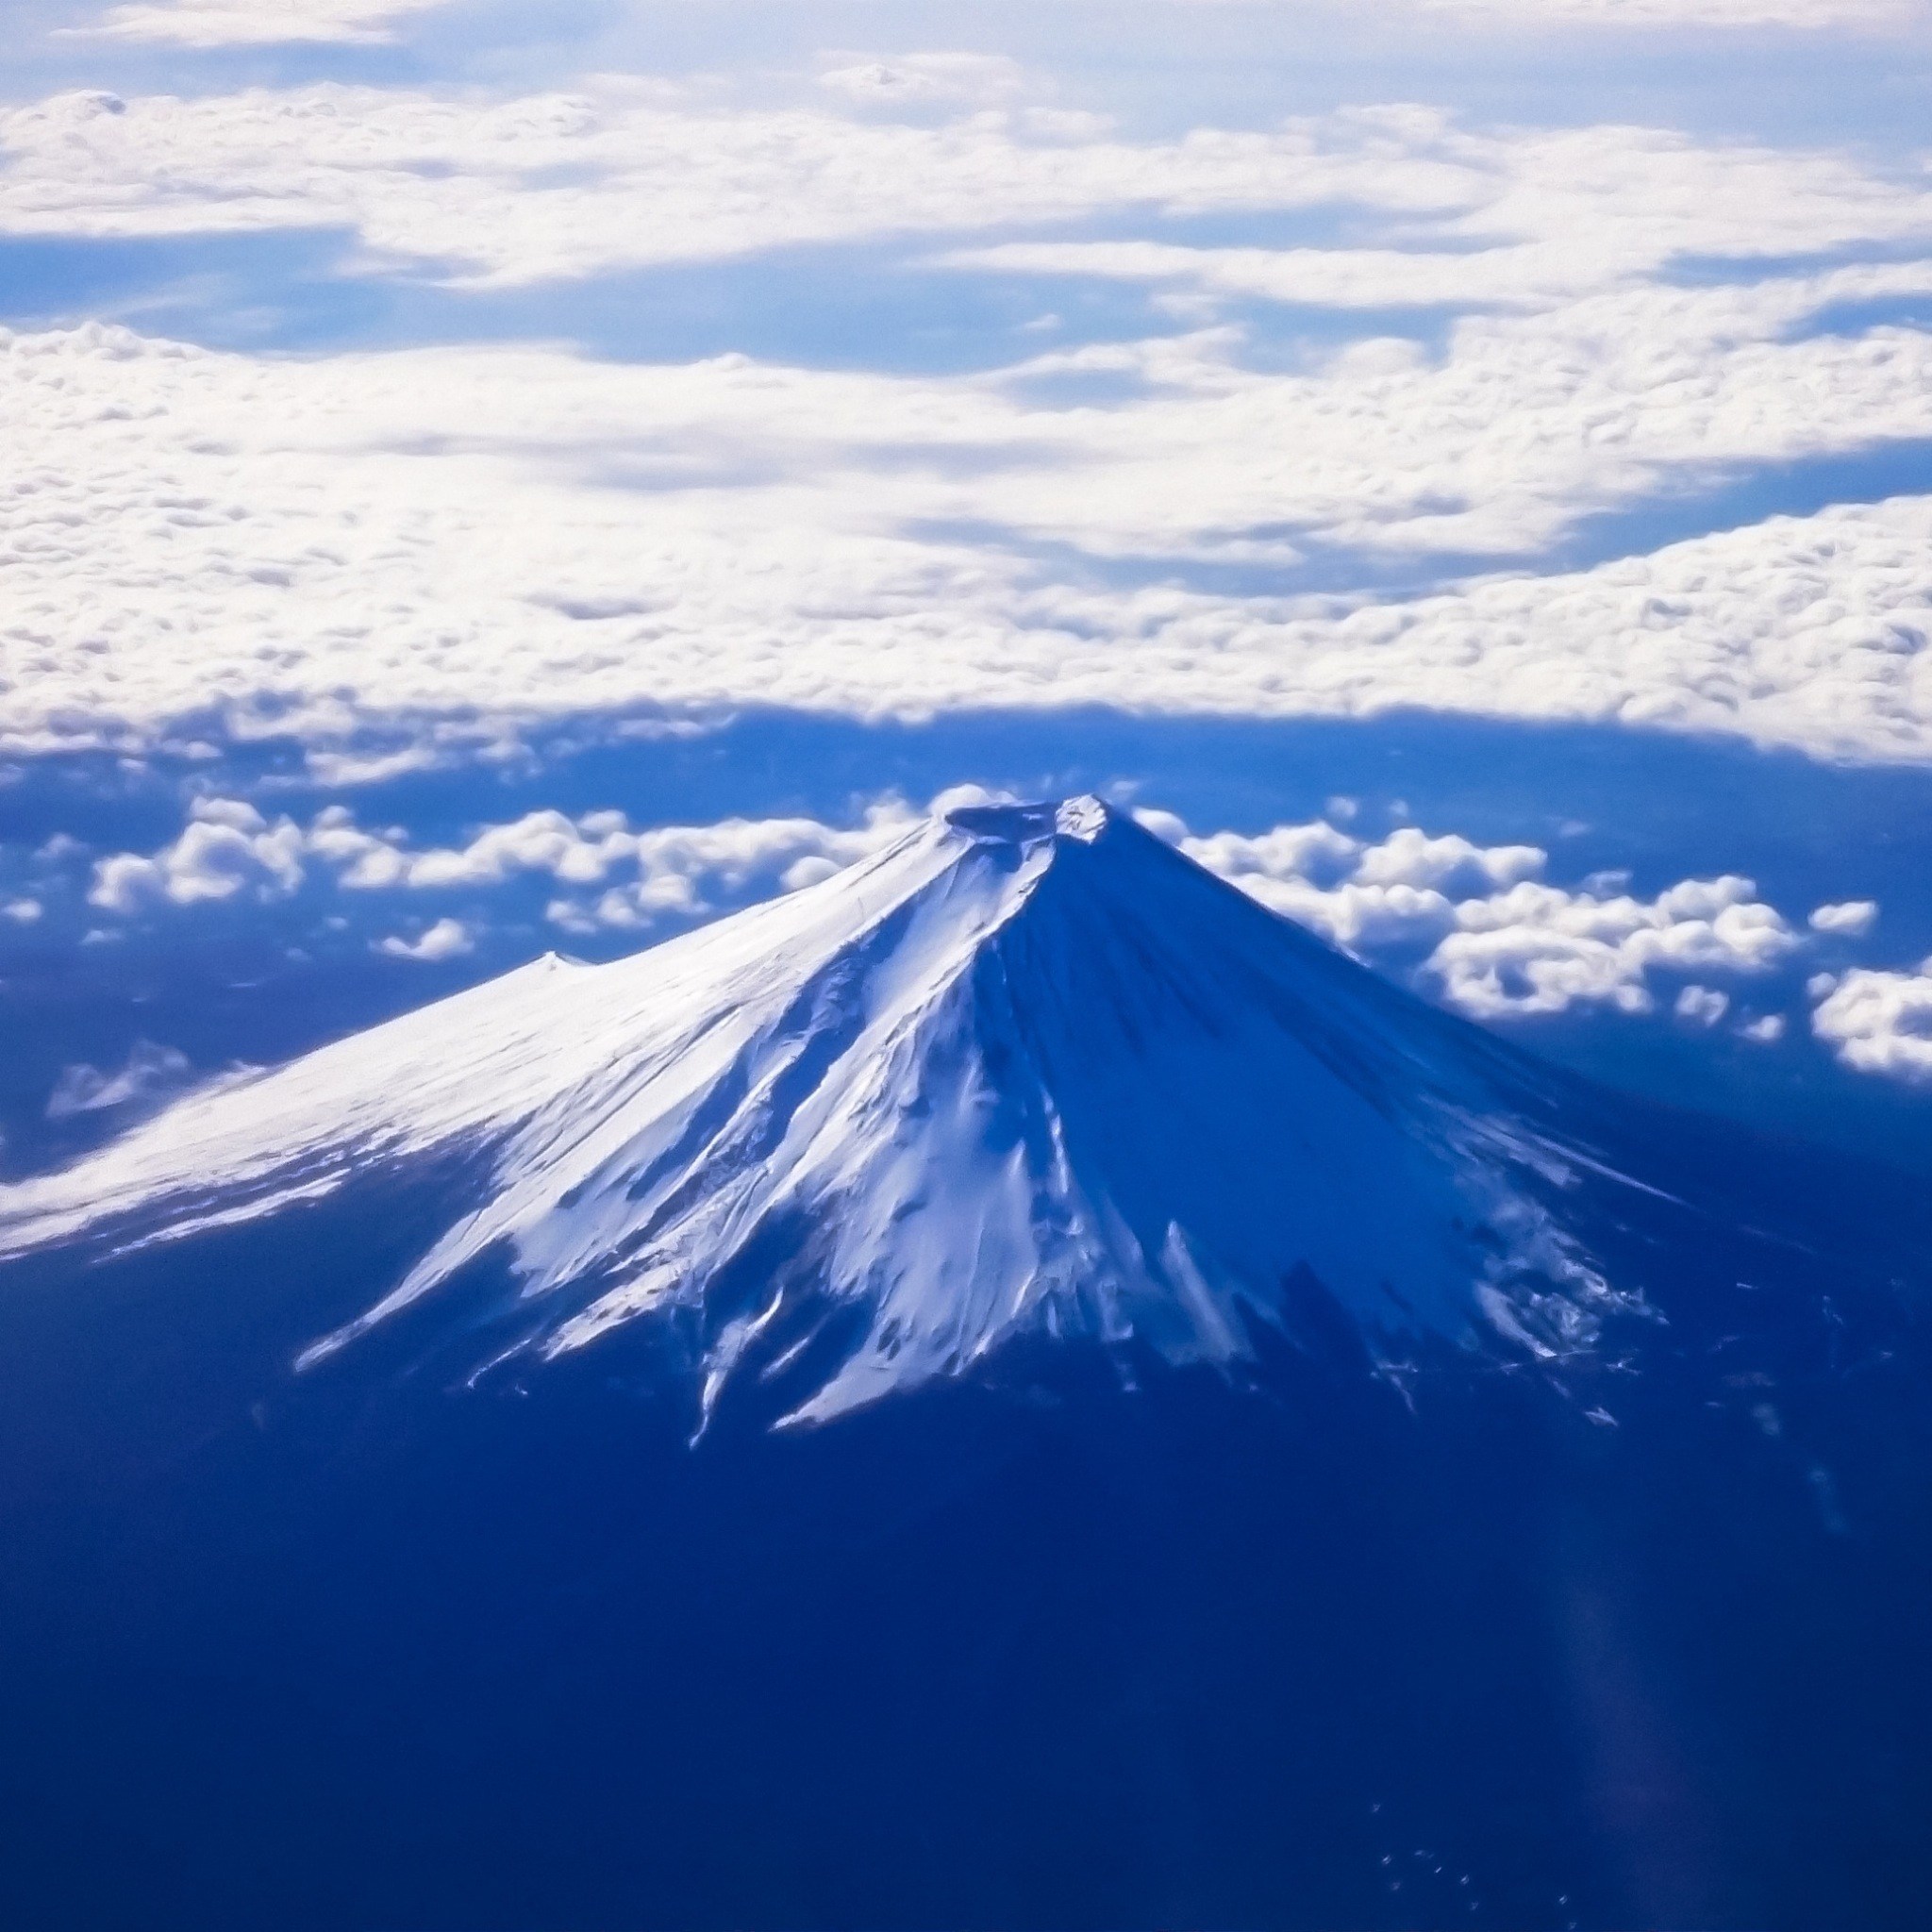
[4,0,1932,1169]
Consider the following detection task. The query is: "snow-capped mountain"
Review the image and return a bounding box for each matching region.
[0,794,1662,1423]
[6,799,1932,1932]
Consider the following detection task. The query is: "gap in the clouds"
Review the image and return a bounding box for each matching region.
[1664,243,1932,291]
[0,215,1472,378]
[1539,442,1932,577]
[0,28,455,102]
[8,708,1932,1176]
[1794,294,1932,342]
[0,230,1179,374]
[0,229,408,354]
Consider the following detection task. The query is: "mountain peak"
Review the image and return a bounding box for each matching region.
[0,796,1641,1425]
[943,793,1113,848]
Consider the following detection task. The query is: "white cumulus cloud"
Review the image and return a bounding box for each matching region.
[1420,875,1799,1017]
[88,798,306,912]
[376,916,473,961]
[1812,961,1932,1079]
[82,795,933,938]
[1676,983,1731,1024]
[1148,808,1805,1016]
[1808,898,1879,935]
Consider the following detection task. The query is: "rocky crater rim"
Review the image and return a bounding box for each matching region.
[942,794,1114,848]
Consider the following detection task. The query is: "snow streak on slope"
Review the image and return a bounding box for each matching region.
[0,799,1641,1422]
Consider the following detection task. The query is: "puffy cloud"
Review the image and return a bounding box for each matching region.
[68,0,451,46]
[1676,983,1730,1024]
[326,801,924,928]
[87,797,306,912]
[71,790,1876,1031]
[1808,898,1879,935]
[2,898,42,924]
[1739,1011,1789,1041]
[1152,808,1803,1014]
[1811,961,1932,1079]
[1168,818,1526,950]
[1352,826,1544,893]
[6,323,1932,765]
[1423,875,1798,1017]
[83,795,928,936]
[560,806,921,930]
[376,916,473,961]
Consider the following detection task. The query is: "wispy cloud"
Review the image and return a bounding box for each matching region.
[1416,0,1917,25]
[65,0,454,48]
[45,1039,194,1119]
[5,89,1926,289]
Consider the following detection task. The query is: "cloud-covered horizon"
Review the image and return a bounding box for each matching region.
[0,55,1924,773]
[4,86,1927,287]
[3,317,1931,767]
[4,8,1931,1133]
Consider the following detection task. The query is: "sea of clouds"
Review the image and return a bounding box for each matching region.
[4,0,1932,1101]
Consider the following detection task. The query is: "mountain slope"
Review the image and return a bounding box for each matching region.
[0,795,1657,1423]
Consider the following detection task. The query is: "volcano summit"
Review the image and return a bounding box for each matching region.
[7,795,1649,1424]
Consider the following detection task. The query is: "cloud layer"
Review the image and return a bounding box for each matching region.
[1146,810,1801,1020]
[0,75,1926,768]
[64,791,1825,1037]
[2,88,1927,290]
[3,319,1932,765]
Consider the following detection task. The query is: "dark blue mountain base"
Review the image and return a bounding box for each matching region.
[2,1131,1930,1932]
